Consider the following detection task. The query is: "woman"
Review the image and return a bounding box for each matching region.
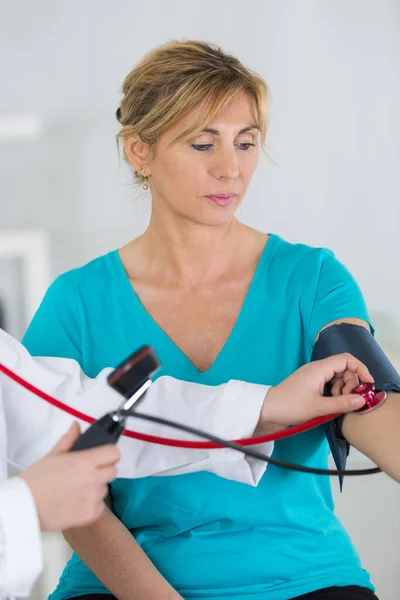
[22,40,400,600]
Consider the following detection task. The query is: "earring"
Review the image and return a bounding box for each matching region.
[142,178,149,191]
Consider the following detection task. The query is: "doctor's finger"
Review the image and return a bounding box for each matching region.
[319,353,374,384]
[96,464,118,483]
[82,444,121,467]
[49,422,81,455]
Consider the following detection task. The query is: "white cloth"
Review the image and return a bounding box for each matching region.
[0,328,272,598]
[0,385,42,599]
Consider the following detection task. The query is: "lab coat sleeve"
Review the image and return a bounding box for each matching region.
[0,328,272,486]
[116,375,273,485]
[0,477,43,598]
[0,328,82,472]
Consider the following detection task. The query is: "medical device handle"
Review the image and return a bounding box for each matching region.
[70,413,126,451]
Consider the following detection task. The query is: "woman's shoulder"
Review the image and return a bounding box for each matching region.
[268,233,336,273]
[35,251,123,319]
[49,250,120,295]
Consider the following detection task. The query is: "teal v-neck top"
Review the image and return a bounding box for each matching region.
[22,234,374,600]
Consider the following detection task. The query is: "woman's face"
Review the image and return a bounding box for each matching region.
[146,92,260,227]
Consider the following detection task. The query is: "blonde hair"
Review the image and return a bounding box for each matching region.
[117,40,269,184]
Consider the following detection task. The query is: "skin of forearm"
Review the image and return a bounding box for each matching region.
[342,393,400,483]
[63,507,183,600]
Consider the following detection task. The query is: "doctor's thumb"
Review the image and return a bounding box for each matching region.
[49,421,81,454]
[324,393,366,415]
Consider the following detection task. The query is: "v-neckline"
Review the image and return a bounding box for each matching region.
[113,234,277,376]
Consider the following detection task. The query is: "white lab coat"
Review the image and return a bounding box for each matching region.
[0,328,272,598]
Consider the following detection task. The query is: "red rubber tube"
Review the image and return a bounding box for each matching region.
[0,362,340,448]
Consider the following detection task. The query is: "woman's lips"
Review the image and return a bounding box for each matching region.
[205,193,237,207]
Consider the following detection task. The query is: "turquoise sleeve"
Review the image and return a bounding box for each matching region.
[22,272,83,365]
[306,249,373,348]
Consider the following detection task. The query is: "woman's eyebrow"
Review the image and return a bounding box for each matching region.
[199,125,259,135]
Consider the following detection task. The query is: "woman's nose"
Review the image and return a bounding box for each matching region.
[209,149,240,180]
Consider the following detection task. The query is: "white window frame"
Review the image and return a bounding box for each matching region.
[0,230,51,329]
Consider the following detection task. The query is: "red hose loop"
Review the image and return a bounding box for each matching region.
[0,362,339,448]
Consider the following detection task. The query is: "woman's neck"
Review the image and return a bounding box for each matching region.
[126,214,254,287]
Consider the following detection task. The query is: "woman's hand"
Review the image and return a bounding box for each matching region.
[259,353,373,431]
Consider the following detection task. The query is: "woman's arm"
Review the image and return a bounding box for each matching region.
[64,508,183,600]
[317,317,400,483]
[342,391,400,482]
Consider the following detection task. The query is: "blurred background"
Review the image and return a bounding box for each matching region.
[0,0,399,598]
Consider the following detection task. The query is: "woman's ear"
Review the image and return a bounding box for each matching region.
[124,135,152,176]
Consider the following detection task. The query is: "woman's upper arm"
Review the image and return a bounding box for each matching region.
[305,251,376,461]
[306,249,373,350]
[306,254,400,471]
[22,272,83,364]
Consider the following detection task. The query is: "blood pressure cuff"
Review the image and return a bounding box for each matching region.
[311,323,400,489]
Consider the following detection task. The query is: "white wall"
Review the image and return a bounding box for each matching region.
[0,1,399,598]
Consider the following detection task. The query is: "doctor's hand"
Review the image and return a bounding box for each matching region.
[257,353,374,432]
[20,422,120,532]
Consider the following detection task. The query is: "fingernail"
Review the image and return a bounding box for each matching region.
[351,396,365,406]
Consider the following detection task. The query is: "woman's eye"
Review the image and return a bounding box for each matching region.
[192,144,213,152]
[237,143,256,151]
[191,142,256,152]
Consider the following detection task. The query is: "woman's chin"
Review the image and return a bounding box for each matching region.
[187,200,240,227]
[186,208,237,228]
